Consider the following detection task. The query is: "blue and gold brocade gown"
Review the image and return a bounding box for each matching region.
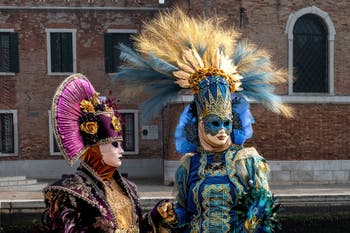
[174,145,271,233]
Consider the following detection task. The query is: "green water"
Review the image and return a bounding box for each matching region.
[1,213,350,233]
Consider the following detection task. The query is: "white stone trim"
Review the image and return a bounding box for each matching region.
[0,72,15,76]
[0,29,14,32]
[280,95,350,104]
[46,28,77,75]
[268,160,350,185]
[48,110,61,156]
[106,29,138,34]
[285,6,336,95]
[119,109,139,155]
[0,159,163,179]
[164,159,350,185]
[0,6,161,11]
[170,95,350,104]
[0,110,18,156]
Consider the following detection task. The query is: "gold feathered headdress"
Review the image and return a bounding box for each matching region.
[113,7,293,121]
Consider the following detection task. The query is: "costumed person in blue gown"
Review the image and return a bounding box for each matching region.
[42,73,174,232]
[113,7,293,233]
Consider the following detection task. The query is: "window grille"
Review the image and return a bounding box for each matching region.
[293,14,328,93]
[121,112,135,152]
[0,113,14,154]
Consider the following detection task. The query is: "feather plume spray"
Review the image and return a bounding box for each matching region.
[113,8,240,122]
[112,7,293,122]
[113,46,180,122]
[233,41,294,117]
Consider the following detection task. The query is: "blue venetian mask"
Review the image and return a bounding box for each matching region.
[203,114,232,136]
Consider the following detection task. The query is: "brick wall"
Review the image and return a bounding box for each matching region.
[163,103,350,161]
[0,1,162,161]
[0,0,349,164]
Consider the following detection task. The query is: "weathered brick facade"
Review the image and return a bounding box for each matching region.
[0,0,349,182]
[163,103,350,161]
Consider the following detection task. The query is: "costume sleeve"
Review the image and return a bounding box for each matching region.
[42,191,91,233]
[172,155,191,228]
[234,149,281,233]
[249,155,270,191]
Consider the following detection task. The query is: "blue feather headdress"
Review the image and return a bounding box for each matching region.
[113,7,293,152]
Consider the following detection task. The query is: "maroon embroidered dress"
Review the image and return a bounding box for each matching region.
[44,74,161,233]
[42,162,153,232]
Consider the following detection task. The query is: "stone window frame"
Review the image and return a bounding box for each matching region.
[285,6,336,97]
[48,110,61,156]
[0,109,18,156]
[46,28,77,76]
[119,109,139,155]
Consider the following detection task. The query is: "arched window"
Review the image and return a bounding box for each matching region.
[286,6,336,95]
[293,14,328,93]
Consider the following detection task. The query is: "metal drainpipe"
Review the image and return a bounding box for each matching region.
[160,106,165,184]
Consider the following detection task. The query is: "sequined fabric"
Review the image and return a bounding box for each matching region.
[104,179,133,229]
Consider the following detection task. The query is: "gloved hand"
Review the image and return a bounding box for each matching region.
[150,199,177,227]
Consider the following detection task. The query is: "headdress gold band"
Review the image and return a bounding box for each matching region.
[189,67,239,94]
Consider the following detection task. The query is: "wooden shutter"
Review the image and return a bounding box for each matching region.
[9,32,19,73]
[50,32,61,72]
[61,32,73,72]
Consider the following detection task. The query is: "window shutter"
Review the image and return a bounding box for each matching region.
[50,33,61,72]
[9,32,19,73]
[61,33,73,72]
[104,33,114,73]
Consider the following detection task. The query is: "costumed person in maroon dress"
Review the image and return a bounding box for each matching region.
[42,73,175,232]
[112,7,294,233]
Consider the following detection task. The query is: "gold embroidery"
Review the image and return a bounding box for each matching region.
[104,180,133,230]
[114,225,139,233]
[190,154,206,232]
[201,184,232,232]
[189,67,240,94]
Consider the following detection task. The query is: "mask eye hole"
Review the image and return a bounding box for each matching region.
[224,121,231,127]
[112,142,119,148]
[211,121,219,127]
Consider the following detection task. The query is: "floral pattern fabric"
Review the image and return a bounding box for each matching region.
[42,164,154,233]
